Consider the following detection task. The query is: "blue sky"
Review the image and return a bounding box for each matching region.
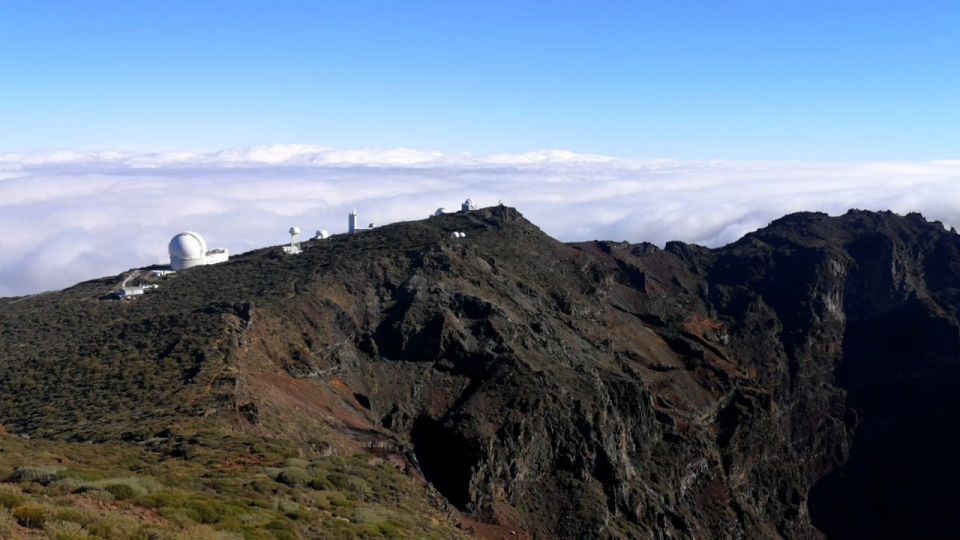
[1,0,958,159]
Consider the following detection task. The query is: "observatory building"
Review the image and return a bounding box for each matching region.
[462,198,477,212]
[168,231,229,270]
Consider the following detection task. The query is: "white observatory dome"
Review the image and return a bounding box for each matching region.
[169,231,208,270]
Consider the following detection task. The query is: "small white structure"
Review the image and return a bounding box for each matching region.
[314,229,330,240]
[450,231,467,239]
[434,208,446,217]
[205,248,229,264]
[120,286,144,298]
[169,231,230,270]
[150,269,176,278]
[283,226,302,255]
[349,210,359,234]
[462,198,477,212]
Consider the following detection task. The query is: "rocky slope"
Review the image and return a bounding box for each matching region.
[1,206,958,538]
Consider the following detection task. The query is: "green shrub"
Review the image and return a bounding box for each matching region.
[0,487,25,509]
[274,497,299,514]
[80,488,116,502]
[238,529,276,540]
[326,473,352,490]
[248,477,277,494]
[13,503,52,528]
[158,507,195,529]
[0,508,16,537]
[307,476,334,491]
[282,458,310,469]
[84,520,116,538]
[85,514,145,539]
[179,524,239,539]
[70,476,153,503]
[43,519,94,539]
[53,507,97,526]
[9,466,63,485]
[58,469,106,483]
[329,497,354,509]
[326,473,369,495]
[104,482,140,500]
[276,467,310,487]
[183,498,226,524]
[137,490,187,509]
[377,521,405,536]
[266,518,299,540]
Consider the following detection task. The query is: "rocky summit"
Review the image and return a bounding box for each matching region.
[1,206,958,539]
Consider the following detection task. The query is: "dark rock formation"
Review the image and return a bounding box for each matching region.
[2,206,959,538]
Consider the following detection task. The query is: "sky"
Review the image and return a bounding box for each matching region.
[1,2,960,295]
[1,0,959,159]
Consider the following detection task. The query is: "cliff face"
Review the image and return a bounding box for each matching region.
[1,207,958,538]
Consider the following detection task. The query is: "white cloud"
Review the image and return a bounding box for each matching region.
[2,145,960,296]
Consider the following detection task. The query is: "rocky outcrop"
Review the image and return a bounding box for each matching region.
[236,207,960,538]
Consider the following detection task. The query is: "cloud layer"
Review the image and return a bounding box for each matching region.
[2,145,960,296]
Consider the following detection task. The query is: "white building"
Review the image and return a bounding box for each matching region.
[118,286,144,298]
[205,248,229,264]
[461,198,477,212]
[168,231,230,270]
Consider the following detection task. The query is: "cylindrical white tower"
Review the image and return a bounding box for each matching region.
[349,210,358,234]
[289,226,301,249]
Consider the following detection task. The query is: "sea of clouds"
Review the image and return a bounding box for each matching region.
[1,144,959,297]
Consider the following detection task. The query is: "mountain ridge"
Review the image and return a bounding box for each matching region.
[1,206,958,538]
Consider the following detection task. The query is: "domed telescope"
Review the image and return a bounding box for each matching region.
[169,231,207,270]
[168,231,229,270]
[462,198,477,212]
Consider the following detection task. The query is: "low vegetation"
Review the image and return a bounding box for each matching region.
[0,432,462,539]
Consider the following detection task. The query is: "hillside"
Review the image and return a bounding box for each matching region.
[1,206,959,539]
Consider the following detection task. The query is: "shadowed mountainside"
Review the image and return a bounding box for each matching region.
[1,206,959,538]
